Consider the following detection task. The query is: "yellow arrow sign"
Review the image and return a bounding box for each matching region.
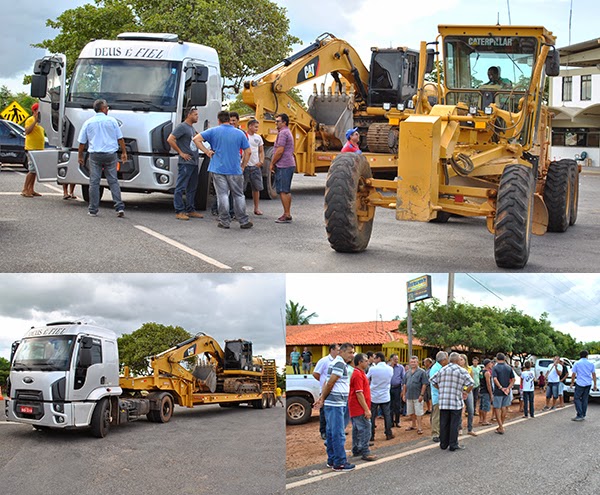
[1,101,30,125]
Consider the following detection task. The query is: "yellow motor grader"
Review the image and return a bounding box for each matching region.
[325,25,576,269]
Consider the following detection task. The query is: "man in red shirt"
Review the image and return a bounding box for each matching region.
[349,353,376,461]
[341,127,361,154]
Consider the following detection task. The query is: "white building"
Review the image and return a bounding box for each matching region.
[549,38,600,167]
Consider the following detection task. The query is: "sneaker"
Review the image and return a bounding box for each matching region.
[550,406,556,410]
[187,211,204,218]
[240,221,253,229]
[326,462,333,469]
[542,406,550,411]
[332,463,355,472]
[432,437,440,443]
[275,215,292,224]
[117,210,125,218]
[176,213,190,221]
[449,445,466,451]
[385,433,395,440]
[571,417,585,421]
[217,222,230,229]
[361,455,377,462]
[88,211,97,217]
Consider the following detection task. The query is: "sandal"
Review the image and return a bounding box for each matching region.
[417,429,423,435]
[405,426,416,431]
[63,195,71,200]
[480,422,492,426]
[254,210,263,215]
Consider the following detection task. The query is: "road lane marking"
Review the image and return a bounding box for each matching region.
[0,192,63,196]
[134,225,231,270]
[286,405,573,490]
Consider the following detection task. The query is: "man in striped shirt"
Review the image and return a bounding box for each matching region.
[430,352,474,451]
[314,343,355,472]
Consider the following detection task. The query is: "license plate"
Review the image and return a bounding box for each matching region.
[19,406,34,414]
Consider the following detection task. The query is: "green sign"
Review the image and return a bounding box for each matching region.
[407,275,432,303]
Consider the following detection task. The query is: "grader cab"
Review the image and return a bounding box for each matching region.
[325,25,576,269]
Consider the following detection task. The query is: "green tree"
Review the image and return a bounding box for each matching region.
[117,322,192,375]
[0,357,10,388]
[34,0,299,95]
[286,301,318,326]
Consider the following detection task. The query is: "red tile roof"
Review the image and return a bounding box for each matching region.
[286,321,424,346]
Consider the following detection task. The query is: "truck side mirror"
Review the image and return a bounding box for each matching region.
[31,75,47,98]
[545,49,560,77]
[426,49,435,74]
[190,82,207,107]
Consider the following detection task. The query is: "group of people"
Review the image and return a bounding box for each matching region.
[311,344,598,472]
[289,346,313,374]
[22,101,297,224]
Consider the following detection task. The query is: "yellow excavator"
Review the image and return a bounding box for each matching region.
[324,25,575,269]
[241,33,433,196]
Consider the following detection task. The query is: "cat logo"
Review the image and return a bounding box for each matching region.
[297,56,320,84]
[184,344,197,358]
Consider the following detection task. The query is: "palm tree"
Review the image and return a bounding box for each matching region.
[286,300,318,325]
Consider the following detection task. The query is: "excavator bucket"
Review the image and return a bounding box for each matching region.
[307,92,355,149]
[192,364,217,393]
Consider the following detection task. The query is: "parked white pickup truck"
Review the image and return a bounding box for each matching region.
[285,374,321,425]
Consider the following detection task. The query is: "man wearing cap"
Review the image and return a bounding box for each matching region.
[244,118,265,215]
[21,102,45,197]
[341,128,361,153]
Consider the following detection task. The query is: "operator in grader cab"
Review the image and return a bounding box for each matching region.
[484,66,512,88]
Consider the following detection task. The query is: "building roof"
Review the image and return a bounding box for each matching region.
[286,320,424,346]
[558,38,600,67]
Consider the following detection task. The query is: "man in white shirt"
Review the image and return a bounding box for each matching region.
[367,352,394,441]
[313,343,339,440]
[243,119,265,215]
[543,356,563,410]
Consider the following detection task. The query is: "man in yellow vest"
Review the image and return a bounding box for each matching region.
[21,103,44,197]
[275,387,284,407]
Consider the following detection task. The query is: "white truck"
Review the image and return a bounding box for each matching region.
[285,373,321,425]
[5,322,277,437]
[29,33,222,208]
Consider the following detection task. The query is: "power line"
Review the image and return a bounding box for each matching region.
[464,274,504,301]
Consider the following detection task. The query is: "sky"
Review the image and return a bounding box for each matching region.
[0,274,286,369]
[286,273,600,345]
[1,0,598,94]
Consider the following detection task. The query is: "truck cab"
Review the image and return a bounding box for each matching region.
[6,322,121,430]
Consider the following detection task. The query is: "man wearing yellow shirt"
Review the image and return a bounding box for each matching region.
[21,103,45,197]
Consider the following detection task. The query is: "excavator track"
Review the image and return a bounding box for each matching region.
[366,123,398,153]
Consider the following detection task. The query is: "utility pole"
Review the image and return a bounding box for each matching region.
[447,273,455,305]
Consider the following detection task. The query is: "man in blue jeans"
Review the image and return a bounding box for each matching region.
[543,356,563,411]
[167,107,204,221]
[314,343,355,472]
[571,350,598,421]
[78,99,127,217]
[194,111,252,229]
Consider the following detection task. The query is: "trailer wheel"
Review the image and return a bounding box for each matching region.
[564,159,579,226]
[90,398,111,438]
[325,153,375,252]
[286,397,312,425]
[147,393,174,423]
[544,160,572,232]
[494,164,534,269]
[81,185,104,203]
[260,147,277,200]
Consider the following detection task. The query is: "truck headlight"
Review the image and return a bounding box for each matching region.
[158,174,169,185]
[155,158,168,170]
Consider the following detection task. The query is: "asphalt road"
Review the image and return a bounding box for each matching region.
[1,167,598,272]
[0,400,285,495]
[286,402,600,495]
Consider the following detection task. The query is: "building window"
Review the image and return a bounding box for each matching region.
[552,128,599,147]
[562,76,572,101]
[581,75,592,101]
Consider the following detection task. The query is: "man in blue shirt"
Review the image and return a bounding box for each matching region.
[571,350,598,421]
[194,111,252,229]
[78,99,127,217]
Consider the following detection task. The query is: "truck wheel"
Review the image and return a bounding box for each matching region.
[265,394,273,408]
[494,164,534,269]
[260,147,277,200]
[81,185,104,203]
[286,397,311,425]
[194,155,211,211]
[564,159,579,226]
[90,398,111,438]
[325,153,375,252]
[147,393,174,423]
[544,160,572,232]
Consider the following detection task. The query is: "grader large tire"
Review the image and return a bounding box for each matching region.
[544,160,572,232]
[324,153,374,252]
[494,165,534,269]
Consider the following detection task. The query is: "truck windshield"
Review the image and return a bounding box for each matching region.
[444,36,537,91]
[68,58,181,112]
[11,336,76,372]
